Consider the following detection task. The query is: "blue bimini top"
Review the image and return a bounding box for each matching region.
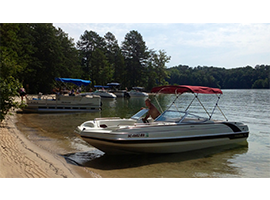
[55,78,91,86]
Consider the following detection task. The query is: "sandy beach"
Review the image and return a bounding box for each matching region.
[0,111,94,178]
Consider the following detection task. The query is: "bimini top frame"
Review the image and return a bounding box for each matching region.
[151,85,228,121]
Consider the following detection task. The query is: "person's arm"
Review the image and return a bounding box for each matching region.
[143,112,150,122]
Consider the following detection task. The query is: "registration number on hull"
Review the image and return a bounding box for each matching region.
[128,133,149,138]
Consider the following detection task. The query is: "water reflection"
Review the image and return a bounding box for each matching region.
[63,148,105,166]
[101,96,149,118]
[62,143,248,178]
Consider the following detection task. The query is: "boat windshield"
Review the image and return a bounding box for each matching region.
[130,109,149,120]
[155,110,209,123]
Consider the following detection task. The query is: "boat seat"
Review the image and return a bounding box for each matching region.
[97,119,136,129]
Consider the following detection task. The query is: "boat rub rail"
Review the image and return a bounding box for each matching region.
[80,131,249,144]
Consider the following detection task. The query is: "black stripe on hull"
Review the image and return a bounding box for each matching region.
[80,131,249,144]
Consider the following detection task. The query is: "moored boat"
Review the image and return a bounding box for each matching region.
[128,87,148,97]
[75,85,249,154]
[93,86,117,98]
[85,85,117,98]
[107,83,130,98]
[23,78,101,113]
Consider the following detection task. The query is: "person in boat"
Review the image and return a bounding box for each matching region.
[69,89,75,96]
[142,98,161,122]
[18,87,27,102]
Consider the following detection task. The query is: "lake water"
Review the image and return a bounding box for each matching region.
[15,89,270,178]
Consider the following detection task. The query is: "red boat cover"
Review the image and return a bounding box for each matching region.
[151,85,223,94]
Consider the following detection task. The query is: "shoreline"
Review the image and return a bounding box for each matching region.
[0,110,94,178]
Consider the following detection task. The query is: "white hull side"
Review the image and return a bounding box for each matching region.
[78,122,249,154]
[24,94,101,113]
[112,91,130,98]
[81,137,248,154]
[128,91,148,97]
[86,91,116,98]
[23,107,100,113]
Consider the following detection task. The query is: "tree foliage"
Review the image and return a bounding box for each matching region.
[77,30,106,81]
[166,65,270,89]
[121,30,150,87]
[0,76,22,121]
[0,24,24,121]
[151,50,171,85]
[0,23,82,121]
[25,24,82,93]
[104,32,125,83]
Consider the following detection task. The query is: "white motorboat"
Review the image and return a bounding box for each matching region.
[88,85,117,98]
[107,83,130,98]
[23,78,101,113]
[92,90,116,98]
[82,90,116,98]
[75,85,249,154]
[128,87,148,97]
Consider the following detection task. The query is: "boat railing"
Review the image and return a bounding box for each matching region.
[28,94,56,102]
[152,85,228,121]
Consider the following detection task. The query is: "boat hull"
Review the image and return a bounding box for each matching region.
[112,91,130,98]
[86,91,116,98]
[23,94,101,113]
[77,122,249,154]
[80,135,248,154]
[128,91,148,97]
[23,106,100,113]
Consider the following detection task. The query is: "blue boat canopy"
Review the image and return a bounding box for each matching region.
[55,78,91,86]
[94,85,109,88]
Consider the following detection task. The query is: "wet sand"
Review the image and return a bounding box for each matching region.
[0,111,93,178]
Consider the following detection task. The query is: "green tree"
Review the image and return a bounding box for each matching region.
[54,28,82,78]
[0,77,22,122]
[77,30,106,82]
[91,48,112,85]
[252,79,264,88]
[0,24,24,121]
[145,51,158,90]
[167,65,190,85]
[166,64,270,89]
[151,50,171,85]
[104,32,125,83]
[263,78,269,88]
[0,24,29,81]
[17,23,82,93]
[121,30,150,88]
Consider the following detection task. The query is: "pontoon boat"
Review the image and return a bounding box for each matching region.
[23,78,101,113]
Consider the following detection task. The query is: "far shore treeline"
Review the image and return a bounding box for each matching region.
[0,23,269,120]
[1,23,269,93]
